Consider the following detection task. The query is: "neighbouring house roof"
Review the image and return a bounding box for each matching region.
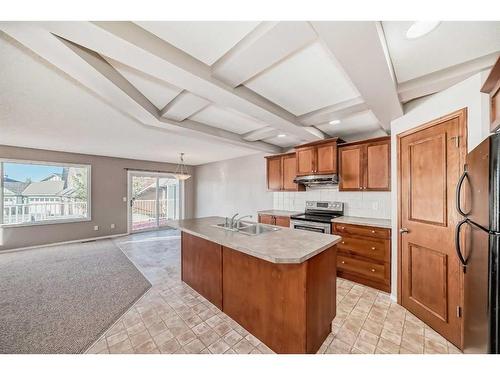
[21,180,65,196]
[41,173,63,182]
[135,179,177,198]
[4,181,29,195]
[4,176,21,183]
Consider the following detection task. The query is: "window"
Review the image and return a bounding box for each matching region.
[1,160,91,226]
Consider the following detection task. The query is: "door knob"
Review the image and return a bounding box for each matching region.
[399,228,410,234]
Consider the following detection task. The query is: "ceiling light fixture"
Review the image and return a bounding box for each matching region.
[329,120,341,125]
[406,21,441,39]
[277,134,287,138]
[174,152,191,180]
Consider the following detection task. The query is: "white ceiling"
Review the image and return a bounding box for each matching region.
[190,105,268,135]
[134,21,260,66]
[315,111,386,141]
[1,21,498,165]
[383,21,500,82]
[0,33,259,165]
[106,57,182,110]
[245,42,359,116]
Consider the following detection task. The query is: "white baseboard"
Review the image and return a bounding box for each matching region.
[0,233,128,254]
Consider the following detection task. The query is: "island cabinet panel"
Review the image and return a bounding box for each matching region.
[181,232,222,309]
[306,245,336,353]
[222,246,336,354]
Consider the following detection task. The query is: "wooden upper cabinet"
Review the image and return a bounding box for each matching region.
[339,145,364,191]
[295,138,342,176]
[480,56,500,132]
[296,147,316,176]
[282,153,299,191]
[265,153,304,192]
[366,140,390,190]
[339,136,391,192]
[316,143,338,174]
[266,156,282,191]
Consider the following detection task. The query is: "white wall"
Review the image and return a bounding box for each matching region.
[389,71,492,298]
[194,153,273,220]
[273,188,391,219]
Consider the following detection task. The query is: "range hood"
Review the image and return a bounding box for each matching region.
[294,174,339,186]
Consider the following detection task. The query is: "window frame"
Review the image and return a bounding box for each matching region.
[0,159,92,227]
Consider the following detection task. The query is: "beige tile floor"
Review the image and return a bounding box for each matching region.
[86,230,461,354]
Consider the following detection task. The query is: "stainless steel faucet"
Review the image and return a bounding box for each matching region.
[235,215,252,228]
[229,213,239,229]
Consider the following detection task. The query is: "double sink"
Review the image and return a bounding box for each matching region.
[213,221,281,236]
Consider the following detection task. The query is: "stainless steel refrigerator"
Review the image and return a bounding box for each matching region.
[456,132,500,353]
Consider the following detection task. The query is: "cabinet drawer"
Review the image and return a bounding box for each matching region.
[337,254,387,282]
[333,223,390,239]
[336,236,389,262]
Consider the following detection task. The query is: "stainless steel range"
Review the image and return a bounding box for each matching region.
[290,201,343,234]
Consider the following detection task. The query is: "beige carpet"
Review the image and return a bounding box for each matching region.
[0,239,151,353]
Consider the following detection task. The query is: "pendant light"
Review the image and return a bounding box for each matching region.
[174,153,191,180]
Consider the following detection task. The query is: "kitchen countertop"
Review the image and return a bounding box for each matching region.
[167,216,341,264]
[257,209,302,217]
[331,216,392,229]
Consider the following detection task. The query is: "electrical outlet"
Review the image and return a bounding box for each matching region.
[123,197,127,202]
[94,225,99,231]
[110,224,115,229]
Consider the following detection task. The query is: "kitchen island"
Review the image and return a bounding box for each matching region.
[167,216,341,354]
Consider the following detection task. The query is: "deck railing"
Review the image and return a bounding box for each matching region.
[131,199,177,230]
[2,201,88,224]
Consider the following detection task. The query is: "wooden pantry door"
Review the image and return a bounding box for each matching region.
[398,109,467,349]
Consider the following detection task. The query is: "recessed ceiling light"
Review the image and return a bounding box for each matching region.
[329,120,341,125]
[277,134,287,138]
[406,21,441,39]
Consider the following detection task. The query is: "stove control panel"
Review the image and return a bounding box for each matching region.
[306,201,343,211]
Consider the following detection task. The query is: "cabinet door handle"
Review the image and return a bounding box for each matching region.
[371,247,376,250]
[371,268,376,272]
[341,241,345,244]
[341,226,345,230]
[341,261,346,264]
[371,230,375,234]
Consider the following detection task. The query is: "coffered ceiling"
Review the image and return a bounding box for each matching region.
[0,21,498,164]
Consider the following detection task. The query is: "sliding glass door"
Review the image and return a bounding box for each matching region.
[128,172,180,232]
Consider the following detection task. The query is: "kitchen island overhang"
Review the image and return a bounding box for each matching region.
[168,216,341,354]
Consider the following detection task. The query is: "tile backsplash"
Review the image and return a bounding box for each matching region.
[273,186,391,219]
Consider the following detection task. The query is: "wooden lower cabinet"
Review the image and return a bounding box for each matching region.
[258,214,290,228]
[181,231,337,354]
[332,223,391,293]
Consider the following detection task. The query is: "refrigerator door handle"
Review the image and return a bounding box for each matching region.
[455,218,469,271]
[456,168,470,217]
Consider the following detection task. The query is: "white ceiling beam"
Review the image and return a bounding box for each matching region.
[160,91,210,121]
[241,127,281,142]
[311,21,402,132]
[212,21,317,87]
[0,23,281,155]
[397,52,500,103]
[298,97,368,126]
[41,21,322,142]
